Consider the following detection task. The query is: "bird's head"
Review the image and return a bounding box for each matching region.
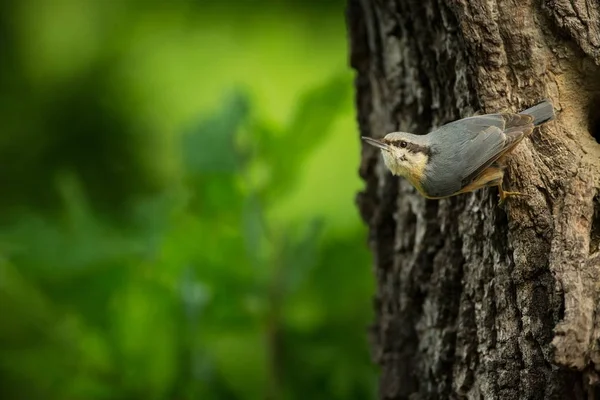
[362,132,431,181]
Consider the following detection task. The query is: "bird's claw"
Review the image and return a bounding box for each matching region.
[498,188,528,205]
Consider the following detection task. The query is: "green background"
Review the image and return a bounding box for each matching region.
[0,0,376,399]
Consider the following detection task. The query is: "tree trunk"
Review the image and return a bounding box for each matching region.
[347,0,600,398]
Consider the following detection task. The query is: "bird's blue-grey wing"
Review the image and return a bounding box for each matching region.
[432,113,534,189]
[458,114,534,187]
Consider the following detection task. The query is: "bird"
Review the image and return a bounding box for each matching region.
[362,99,555,204]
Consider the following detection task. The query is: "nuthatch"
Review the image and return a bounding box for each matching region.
[362,99,555,203]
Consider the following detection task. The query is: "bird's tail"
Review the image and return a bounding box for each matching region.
[520,99,555,126]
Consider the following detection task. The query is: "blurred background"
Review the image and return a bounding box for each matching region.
[0,0,376,399]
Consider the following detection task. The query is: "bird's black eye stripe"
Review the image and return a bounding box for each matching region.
[390,140,431,156]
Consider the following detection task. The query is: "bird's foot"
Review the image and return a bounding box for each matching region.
[498,187,526,205]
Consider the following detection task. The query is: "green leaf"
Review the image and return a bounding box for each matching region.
[242,193,267,269]
[280,218,323,297]
[208,328,269,400]
[260,73,351,200]
[182,89,250,174]
[109,278,177,398]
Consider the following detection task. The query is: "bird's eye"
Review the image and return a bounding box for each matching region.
[399,141,407,148]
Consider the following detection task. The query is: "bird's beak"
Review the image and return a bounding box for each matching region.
[361,136,390,150]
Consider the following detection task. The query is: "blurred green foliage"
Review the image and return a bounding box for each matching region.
[0,0,375,399]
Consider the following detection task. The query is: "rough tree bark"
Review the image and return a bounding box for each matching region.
[347,0,600,399]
